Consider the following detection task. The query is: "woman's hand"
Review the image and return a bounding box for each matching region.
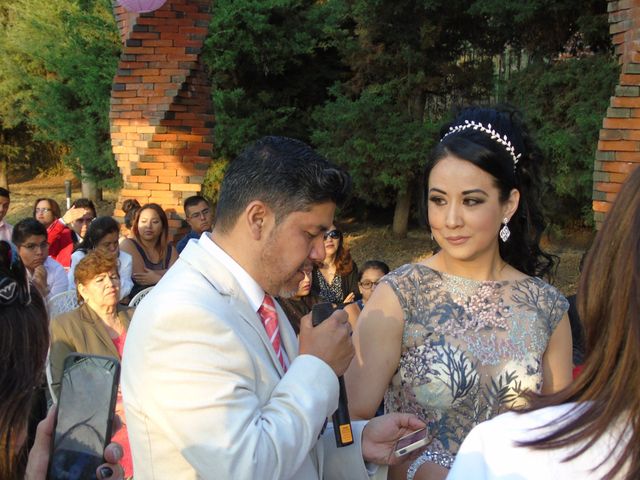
[132,267,162,285]
[343,292,356,304]
[25,408,125,480]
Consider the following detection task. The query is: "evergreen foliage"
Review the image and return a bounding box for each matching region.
[0,0,121,187]
[203,0,346,160]
[504,55,619,226]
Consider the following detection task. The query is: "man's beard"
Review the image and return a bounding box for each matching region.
[260,228,303,299]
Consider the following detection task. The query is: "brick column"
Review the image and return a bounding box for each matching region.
[110,0,213,241]
[594,0,640,226]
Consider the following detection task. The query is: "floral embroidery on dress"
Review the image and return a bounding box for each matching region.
[314,268,344,304]
[383,264,568,467]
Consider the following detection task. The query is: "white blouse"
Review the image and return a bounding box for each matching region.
[448,403,630,479]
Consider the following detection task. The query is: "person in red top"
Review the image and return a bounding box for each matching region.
[33,198,74,268]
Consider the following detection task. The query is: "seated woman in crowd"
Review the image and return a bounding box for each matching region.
[120,203,177,298]
[68,216,134,301]
[311,224,359,304]
[12,218,68,301]
[0,241,122,480]
[448,166,640,480]
[344,260,390,328]
[33,198,74,268]
[49,249,134,478]
[277,267,321,335]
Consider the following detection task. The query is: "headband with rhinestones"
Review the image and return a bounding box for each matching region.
[442,120,522,168]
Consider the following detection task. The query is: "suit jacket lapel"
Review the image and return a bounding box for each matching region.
[180,240,288,376]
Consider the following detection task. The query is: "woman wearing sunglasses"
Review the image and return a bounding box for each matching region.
[311,224,359,304]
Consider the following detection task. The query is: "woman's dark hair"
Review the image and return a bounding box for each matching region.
[0,241,48,479]
[32,197,61,219]
[12,218,47,246]
[520,167,640,479]
[422,105,556,278]
[122,199,141,230]
[75,216,120,254]
[132,203,169,259]
[331,228,355,276]
[358,260,390,281]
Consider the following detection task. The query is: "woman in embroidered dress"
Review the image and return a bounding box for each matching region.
[311,224,359,304]
[345,106,573,480]
[120,203,177,298]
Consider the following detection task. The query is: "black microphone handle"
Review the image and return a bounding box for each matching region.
[332,376,354,447]
[310,303,354,447]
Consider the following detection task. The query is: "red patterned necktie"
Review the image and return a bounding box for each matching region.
[258,294,286,371]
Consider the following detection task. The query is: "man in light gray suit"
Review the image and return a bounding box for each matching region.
[122,136,424,479]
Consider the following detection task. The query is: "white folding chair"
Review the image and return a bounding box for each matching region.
[47,290,79,319]
[128,286,153,307]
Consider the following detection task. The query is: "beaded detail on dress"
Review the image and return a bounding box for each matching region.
[383,264,568,468]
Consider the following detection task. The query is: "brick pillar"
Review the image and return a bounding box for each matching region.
[594,0,640,227]
[110,0,213,241]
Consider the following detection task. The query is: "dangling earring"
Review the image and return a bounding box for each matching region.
[430,232,434,241]
[499,217,511,242]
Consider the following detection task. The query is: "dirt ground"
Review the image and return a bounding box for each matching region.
[7,174,593,296]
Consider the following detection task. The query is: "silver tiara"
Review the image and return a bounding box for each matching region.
[442,120,522,167]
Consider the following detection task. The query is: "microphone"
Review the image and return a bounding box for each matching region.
[311,302,354,448]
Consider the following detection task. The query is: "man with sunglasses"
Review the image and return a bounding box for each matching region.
[122,136,424,479]
[176,195,214,254]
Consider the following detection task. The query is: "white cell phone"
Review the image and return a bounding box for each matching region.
[393,427,428,457]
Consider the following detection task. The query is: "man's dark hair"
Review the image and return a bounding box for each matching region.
[184,195,210,212]
[12,218,47,245]
[215,136,351,232]
[0,187,10,199]
[71,198,96,217]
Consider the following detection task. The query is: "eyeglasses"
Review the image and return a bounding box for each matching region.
[324,230,342,240]
[187,208,211,220]
[359,280,380,290]
[19,241,49,252]
[74,217,95,225]
[34,208,52,214]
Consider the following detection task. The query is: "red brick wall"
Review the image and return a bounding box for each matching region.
[110,0,213,241]
[594,0,640,226]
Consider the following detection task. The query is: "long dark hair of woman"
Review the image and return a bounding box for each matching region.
[74,216,121,254]
[421,105,556,278]
[520,167,640,479]
[333,228,355,276]
[0,241,48,479]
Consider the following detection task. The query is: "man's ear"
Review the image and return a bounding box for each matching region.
[245,200,270,240]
